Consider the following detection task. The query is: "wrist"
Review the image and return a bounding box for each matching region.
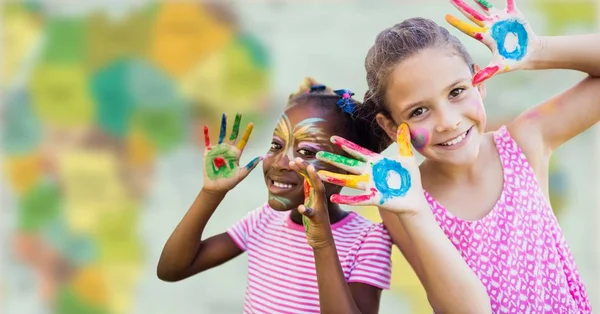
[523,36,548,71]
[200,187,228,198]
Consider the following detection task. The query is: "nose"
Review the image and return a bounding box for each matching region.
[272,151,292,170]
[435,103,461,133]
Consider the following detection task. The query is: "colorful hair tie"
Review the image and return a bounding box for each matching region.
[334,89,356,115]
[310,84,327,93]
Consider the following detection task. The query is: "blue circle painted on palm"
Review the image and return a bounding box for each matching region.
[491,19,529,61]
[372,158,411,205]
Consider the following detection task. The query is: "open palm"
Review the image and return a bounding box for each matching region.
[316,124,425,215]
[445,0,539,84]
[203,113,261,193]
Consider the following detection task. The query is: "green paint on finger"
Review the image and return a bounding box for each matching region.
[318,151,363,168]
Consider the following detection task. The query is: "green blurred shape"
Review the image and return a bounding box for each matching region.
[533,0,595,35]
[132,106,186,153]
[17,180,61,232]
[237,32,270,70]
[55,286,109,314]
[90,59,135,138]
[2,91,42,155]
[222,34,270,102]
[41,18,86,63]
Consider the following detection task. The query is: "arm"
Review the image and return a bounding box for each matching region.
[510,35,600,161]
[157,189,243,282]
[290,161,381,314]
[380,209,491,314]
[316,124,491,313]
[157,113,261,282]
[313,238,382,314]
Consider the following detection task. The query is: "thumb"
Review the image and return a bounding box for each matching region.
[237,156,262,179]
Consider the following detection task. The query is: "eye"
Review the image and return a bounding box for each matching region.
[298,148,316,157]
[270,142,282,150]
[449,87,465,99]
[410,107,428,118]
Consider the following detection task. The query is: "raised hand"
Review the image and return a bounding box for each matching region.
[445,0,539,85]
[290,158,333,249]
[316,124,425,215]
[202,113,261,193]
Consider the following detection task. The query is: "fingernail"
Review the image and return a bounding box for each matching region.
[304,207,313,215]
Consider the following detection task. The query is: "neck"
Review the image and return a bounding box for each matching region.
[289,201,347,226]
[422,139,491,185]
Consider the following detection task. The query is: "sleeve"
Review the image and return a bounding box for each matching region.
[226,204,266,252]
[347,223,393,290]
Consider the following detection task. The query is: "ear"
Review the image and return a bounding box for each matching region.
[375,113,398,142]
[473,64,487,99]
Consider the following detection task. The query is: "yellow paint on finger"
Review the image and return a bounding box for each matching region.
[397,124,413,157]
[445,14,487,38]
[236,123,253,151]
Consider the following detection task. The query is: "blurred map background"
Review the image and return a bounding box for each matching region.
[1,0,598,313]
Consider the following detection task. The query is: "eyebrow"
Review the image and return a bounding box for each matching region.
[402,77,471,115]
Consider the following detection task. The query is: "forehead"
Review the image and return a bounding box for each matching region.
[386,48,472,110]
[277,101,338,133]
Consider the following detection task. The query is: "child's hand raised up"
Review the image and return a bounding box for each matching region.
[290,159,334,250]
[445,0,540,84]
[316,124,426,216]
[202,113,262,194]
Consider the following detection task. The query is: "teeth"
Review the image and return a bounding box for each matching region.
[273,181,293,189]
[441,131,467,146]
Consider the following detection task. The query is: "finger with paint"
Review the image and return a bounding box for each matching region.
[202,113,261,191]
[289,158,327,233]
[445,0,537,85]
[316,124,425,214]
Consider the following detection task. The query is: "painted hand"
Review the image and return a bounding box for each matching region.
[445,0,539,85]
[290,158,333,249]
[202,113,262,193]
[316,124,425,215]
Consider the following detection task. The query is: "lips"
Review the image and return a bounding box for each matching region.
[436,126,473,146]
[267,177,299,195]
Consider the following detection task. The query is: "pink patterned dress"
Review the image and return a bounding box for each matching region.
[425,126,591,313]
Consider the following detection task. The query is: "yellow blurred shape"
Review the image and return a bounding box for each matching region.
[179,39,268,115]
[58,149,127,233]
[29,64,94,127]
[355,206,433,314]
[70,265,109,306]
[3,152,43,195]
[102,263,142,314]
[1,4,41,87]
[86,10,153,71]
[149,2,233,78]
[127,129,155,167]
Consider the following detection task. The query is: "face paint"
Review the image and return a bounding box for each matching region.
[410,128,430,150]
[269,195,292,207]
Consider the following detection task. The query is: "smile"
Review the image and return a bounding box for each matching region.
[268,178,299,194]
[438,126,473,147]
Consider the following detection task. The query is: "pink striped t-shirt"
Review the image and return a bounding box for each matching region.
[227,203,393,314]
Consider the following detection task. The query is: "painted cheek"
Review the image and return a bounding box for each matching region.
[410,128,430,150]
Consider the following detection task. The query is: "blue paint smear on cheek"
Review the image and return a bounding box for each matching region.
[491,19,528,61]
[372,159,411,205]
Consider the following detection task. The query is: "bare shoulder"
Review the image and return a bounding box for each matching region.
[506,119,550,190]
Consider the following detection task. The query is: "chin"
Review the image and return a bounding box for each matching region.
[267,195,299,211]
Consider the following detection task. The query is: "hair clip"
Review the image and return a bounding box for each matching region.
[310,84,327,93]
[334,89,356,115]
